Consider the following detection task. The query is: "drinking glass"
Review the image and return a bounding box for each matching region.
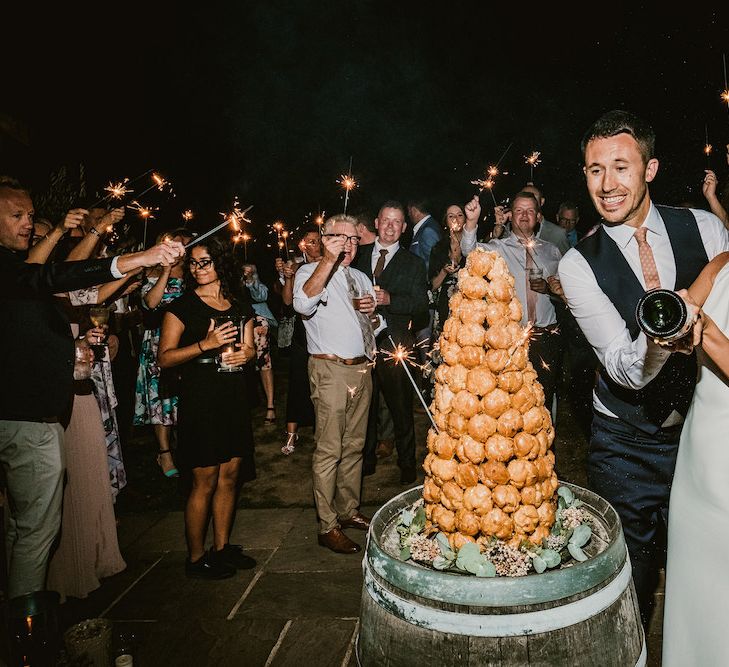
[88,305,110,360]
[528,267,543,290]
[213,315,244,373]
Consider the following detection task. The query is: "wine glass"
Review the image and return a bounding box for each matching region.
[213,315,244,373]
[88,306,110,360]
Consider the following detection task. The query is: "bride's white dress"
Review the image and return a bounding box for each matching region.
[663,262,729,666]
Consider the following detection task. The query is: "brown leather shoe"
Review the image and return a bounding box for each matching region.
[376,439,394,459]
[339,512,371,531]
[317,528,361,554]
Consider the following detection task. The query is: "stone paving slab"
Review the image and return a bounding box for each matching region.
[269,617,358,666]
[233,570,363,621]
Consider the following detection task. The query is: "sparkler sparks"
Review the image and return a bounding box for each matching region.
[182,209,194,223]
[337,156,357,214]
[346,385,358,399]
[104,179,132,200]
[128,200,158,249]
[471,175,498,205]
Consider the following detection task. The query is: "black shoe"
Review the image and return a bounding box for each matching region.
[185,551,235,580]
[212,543,257,570]
[400,466,417,484]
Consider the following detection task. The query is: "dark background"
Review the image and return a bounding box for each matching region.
[3,3,729,249]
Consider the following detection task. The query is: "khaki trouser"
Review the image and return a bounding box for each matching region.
[0,420,65,598]
[308,357,372,533]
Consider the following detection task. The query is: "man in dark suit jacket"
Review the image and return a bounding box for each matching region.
[406,199,442,273]
[0,179,184,598]
[354,200,429,484]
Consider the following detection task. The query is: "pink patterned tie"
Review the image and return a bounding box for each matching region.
[634,227,661,290]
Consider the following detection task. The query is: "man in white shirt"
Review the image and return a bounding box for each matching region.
[558,110,729,627]
[293,214,383,554]
[461,191,564,412]
[521,183,571,256]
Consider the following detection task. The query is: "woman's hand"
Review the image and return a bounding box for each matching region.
[221,342,255,367]
[200,318,238,351]
[85,325,107,345]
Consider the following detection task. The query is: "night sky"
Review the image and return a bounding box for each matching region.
[4,4,729,248]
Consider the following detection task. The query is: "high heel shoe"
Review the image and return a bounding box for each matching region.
[264,406,276,425]
[157,449,179,478]
[281,431,298,456]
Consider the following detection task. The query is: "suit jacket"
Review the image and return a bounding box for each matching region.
[354,244,429,343]
[537,219,570,256]
[0,247,116,419]
[408,216,443,272]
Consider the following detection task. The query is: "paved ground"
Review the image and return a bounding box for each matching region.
[5,357,665,665]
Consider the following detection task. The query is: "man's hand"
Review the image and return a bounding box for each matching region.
[357,294,376,315]
[546,275,567,302]
[62,208,87,232]
[321,233,346,262]
[374,287,391,306]
[464,196,481,230]
[139,240,185,267]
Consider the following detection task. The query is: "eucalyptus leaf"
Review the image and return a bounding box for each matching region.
[568,543,588,562]
[557,486,575,505]
[410,507,426,533]
[541,549,561,568]
[557,496,567,512]
[432,555,451,570]
[569,524,592,548]
[476,561,497,578]
[435,532,451,552]
[550,520,563,535]
[455,542,481,572]
[533,555,546,573]
[400,509,415,527]
[400,546,411,561]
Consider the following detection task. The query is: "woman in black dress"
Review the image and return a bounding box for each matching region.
[159,236,256,579]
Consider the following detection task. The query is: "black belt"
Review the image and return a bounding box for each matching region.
[532,324,559,334]
[193,357,217,364]
[0,416,59,424]
[311,354,368,366]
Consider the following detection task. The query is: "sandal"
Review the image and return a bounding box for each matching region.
[264,406,276,425]
[157,449,179,478]
[281,431,299,456]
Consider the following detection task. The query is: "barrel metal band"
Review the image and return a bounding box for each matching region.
[364,557,634,637]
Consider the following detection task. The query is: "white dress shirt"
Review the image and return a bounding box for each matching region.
[293,262,384,358]
[461,227,562,327]
[371,239,399,276]
[558,203,729,420]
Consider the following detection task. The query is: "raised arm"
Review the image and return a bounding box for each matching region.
[26,209,85,264]
[66,208,125,261]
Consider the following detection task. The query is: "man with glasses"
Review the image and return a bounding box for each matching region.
[293,214,382,554]
[354,201,429,484]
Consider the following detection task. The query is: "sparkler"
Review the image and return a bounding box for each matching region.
[722,54,729,109]
[386,335,439,432]
[470,175,498,206]
[337,157,357,214]
[182,209,194,225]
[185,215,242,249]
[525,151,541,180]
[134,172,173,201]
[127,200,157,248]
[272,220,290,259]
[87,168,155,209]
[704,124,712,168]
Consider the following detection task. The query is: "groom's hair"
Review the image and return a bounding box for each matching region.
[581,110,656,165]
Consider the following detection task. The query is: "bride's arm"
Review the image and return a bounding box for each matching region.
[686,252,729,380]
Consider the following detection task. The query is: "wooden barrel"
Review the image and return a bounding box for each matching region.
[358,483,645,666]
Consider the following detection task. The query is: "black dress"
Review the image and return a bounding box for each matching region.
[166,291,255,480]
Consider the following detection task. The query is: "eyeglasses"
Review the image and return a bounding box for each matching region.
[322,234,360,245]
[189,258,214,270]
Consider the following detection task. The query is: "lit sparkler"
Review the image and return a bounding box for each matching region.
[525,151,541,180]
[182,209,194,224]
[722,54,729,108]
[185,213,247,249]
[704,124,713,168]
[128,200,157,249]
[337,156,357,214]
[134,171,173,200]
[385,335,439,432]
[271,220,290,259]
[470,175,498,205]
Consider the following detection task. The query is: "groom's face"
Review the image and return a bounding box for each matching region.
[583,133,658,228]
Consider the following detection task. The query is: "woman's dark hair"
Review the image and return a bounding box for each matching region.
[184,234,248,307]
[440,203,465,230]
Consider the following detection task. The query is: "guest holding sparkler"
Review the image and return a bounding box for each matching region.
[461,192,564,414]
[702,149,729,229]
[354,201,429,484]
[293,214,380,553]
[0,177,184,598]
[134,230,186,478]
[159,235,257,579]
[276,225,322,455]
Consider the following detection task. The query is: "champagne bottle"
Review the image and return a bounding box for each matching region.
[635,288,694,343]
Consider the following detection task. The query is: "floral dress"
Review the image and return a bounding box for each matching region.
[133,276,184,427]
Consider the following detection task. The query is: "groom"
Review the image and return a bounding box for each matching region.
[558,110,729,626]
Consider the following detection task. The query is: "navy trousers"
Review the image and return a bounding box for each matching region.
[587,412,681,628]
